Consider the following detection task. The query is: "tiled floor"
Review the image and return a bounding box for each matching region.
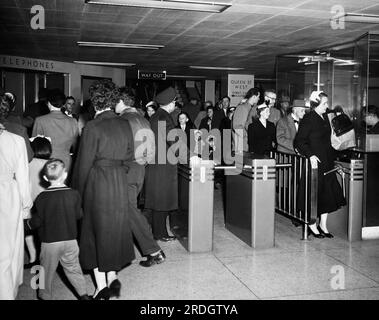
[17,188,379,300]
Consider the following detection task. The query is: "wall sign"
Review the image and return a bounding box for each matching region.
[138,70,166,80]
[0,55,55,71]
[227,74,254,107]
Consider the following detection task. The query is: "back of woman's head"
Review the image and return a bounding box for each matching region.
[309,91,328,109]
[89,79,119,111]
[31,137,52,160]
[0,92,16,121]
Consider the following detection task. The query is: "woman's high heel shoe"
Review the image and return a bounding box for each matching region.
[109,279,121,298]
[93,287,110,300]
[308,226,325,238]
[317,226,334,238]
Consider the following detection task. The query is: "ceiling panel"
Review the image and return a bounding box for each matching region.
[1,0,378,77]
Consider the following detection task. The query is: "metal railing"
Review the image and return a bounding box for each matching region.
[271,151,318,240]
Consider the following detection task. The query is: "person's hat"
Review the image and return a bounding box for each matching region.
[309,90,324,103]
[292,99,309,108]
[155,87,177,106]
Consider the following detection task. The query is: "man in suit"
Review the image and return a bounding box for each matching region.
[23,88,50,135]
[276,99,308,154]
[115,87,165,267]
[32,89,79,175]
[232,87,260,152]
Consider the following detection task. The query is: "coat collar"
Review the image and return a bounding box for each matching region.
[95,110,116,120]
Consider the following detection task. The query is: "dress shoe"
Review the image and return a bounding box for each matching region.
[317,226,334,238]
[308,226,325,239]
[79,294,93,300]
[139,250,166,267]
[109,279,121,298]
[93,287,110,300]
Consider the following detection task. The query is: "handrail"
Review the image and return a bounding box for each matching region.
[271,151,318,240]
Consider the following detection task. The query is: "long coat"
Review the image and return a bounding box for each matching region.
[72,111,135,272]
[276,115,297,154]
[247,119,276,156]
[145,108,183,212]
[0,131,32,299]
[32,110,79,172]
[294,110,345,216]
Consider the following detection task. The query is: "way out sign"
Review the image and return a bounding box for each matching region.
[138,70,166,80]
[227,74,254,107]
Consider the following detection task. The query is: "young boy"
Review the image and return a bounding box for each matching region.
[26,158,91,300]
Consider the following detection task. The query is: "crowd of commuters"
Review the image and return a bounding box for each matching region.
[1,81,378,300]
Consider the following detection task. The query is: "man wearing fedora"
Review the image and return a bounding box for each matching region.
[276,99,309,154]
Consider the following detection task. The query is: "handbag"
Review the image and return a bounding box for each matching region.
[328,112,356,150]
[331,113,354,136]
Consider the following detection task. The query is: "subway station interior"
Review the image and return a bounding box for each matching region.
[1,0,379,301]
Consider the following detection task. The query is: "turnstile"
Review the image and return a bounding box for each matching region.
[327,159,364,242]
[225,156,276,249]
[176,160,215,252]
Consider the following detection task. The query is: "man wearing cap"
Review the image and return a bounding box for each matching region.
[144,86,191,241]
[276,99,308,154]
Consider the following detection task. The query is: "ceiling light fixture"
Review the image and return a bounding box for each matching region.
[85,0,231,13]
[166,74,206,79]
[331,13,379,24]
[78,41,164,50]
[189,66,244,71]
[73,60,136,66]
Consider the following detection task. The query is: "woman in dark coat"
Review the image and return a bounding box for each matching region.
[294,91,346,238]
[247,104,276,156]
[145,87,186,241]
[72,80,135,299]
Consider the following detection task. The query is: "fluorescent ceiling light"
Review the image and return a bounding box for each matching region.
[78,41,164,50]
[73,60,136,66]
[331,13,379,24]
[166,74,206,78]
[85,0,231,13]
[189,66,244,71]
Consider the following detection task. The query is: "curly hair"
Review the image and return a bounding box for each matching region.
[89,79,119,111]
[118,86,136,107]
[0,93,13,121]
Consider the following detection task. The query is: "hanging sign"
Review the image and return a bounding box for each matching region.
[227,74,254,107]
[138,70,166,80]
